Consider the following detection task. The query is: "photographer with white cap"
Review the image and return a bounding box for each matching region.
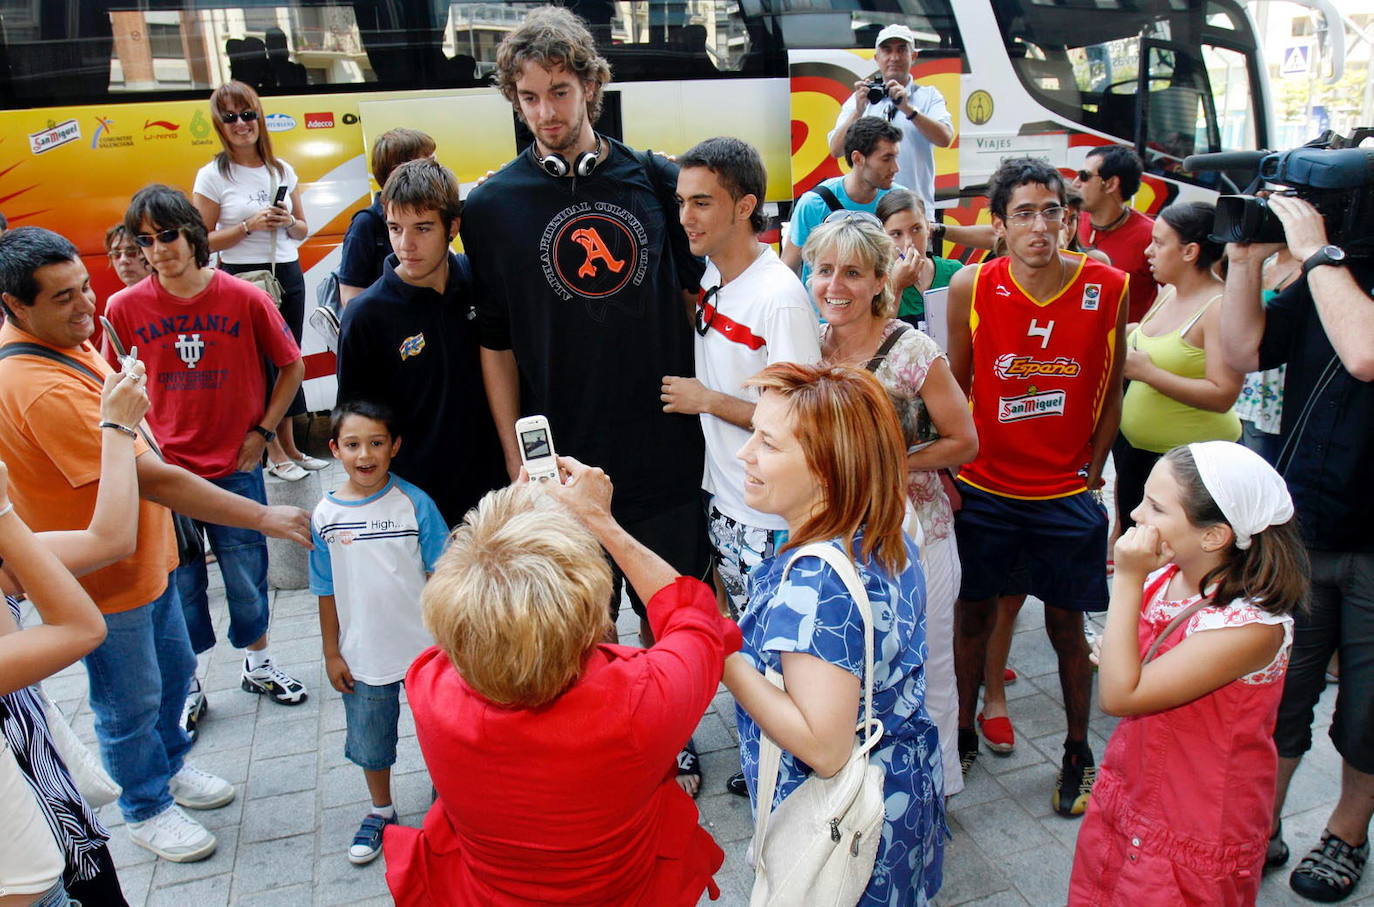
[827,24,954,213]
[1220,191,1374,902]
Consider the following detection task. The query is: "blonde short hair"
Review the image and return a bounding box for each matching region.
[802,217,898,319]
[422,485,612,709]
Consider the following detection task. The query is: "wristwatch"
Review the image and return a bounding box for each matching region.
[251,425,276,443]
[1301,244,1347,275]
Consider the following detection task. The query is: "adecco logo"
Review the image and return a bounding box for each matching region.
[264,113,296,133]
[304,112,334,129]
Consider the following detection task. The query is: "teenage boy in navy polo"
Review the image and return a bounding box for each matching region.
[335,158,504,527]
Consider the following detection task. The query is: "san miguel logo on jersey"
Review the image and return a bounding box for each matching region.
[399,333,425,361]
[993,354,1082,380]
[998,388,1067,422]
[540,201,649,318]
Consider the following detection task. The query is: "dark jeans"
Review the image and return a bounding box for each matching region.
[220,259,307,416]
[1274,549,1374,773]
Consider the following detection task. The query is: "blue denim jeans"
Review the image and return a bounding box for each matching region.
[342,680,402,771]
[82,576,196,822]
[30,881,70,907]
[175,468,270,655]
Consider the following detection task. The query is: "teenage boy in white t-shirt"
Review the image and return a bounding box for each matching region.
[663,137,821,618]
[309,399,447,865]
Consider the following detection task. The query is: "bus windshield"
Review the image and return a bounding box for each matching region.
[992,0,1265,165]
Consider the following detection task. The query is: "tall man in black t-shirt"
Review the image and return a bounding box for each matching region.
[463,7,710,642]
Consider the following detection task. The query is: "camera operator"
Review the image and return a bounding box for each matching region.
[1220,191,1374,902]
[827,25,953,214]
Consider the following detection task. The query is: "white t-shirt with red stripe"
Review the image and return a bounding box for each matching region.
[695,245,821,530]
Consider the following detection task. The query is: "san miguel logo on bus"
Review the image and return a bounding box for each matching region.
[993,354,1082,381]
[29,119,81,155]
[304,112,335,129]
[143,119,180,140]
[540,202,649,318]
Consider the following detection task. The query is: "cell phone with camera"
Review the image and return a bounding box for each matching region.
[273,185,288,208]
[515,415,560,483]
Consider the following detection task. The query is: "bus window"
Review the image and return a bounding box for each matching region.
[992,0,1264,155]
[770,0,960,52]
[1203,43,1256,151]
[0,0,765,107]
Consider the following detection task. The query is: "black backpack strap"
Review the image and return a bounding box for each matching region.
[0,342,104,385]
[865,324,911,372]
[811,184,844,213]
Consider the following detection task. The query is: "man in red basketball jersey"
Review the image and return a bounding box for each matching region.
[946,157,1128,817]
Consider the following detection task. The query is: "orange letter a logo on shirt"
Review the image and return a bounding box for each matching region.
[569,227,625,279]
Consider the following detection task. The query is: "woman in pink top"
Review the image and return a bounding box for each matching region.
[1070,442,1308,904]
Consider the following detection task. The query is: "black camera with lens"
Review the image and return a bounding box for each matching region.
[1185,129,1373,256]
[866,77,888,106]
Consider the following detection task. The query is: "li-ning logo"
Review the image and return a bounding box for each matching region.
[399,333,425,360]
[570,227,626,279]
[998,389,1067,422]
[175,334,205,369]
[994,354,1082,380]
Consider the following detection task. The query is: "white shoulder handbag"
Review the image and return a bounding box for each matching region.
[750,541,887,907]
[36,684,121,808]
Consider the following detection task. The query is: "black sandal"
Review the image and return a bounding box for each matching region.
[675,740,701,799]
[726,770,748,798]
[1267,820,1290,870]
[1290,829,1368,902]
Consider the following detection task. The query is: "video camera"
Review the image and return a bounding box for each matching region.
[1183,129,1374,256]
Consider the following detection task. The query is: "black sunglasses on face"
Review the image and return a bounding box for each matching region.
[133,228,182,248]
[1076,169,1099,182]
[694,286,722,336]
[219,110,259,124]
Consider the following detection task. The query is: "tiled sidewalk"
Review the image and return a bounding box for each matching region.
[35,463,1358,904]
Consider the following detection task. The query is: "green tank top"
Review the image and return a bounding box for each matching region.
[1120,290,1241,453]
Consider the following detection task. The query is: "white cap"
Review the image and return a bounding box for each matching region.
[875,24,916,50]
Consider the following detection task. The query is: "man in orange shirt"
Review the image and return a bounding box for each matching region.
[0,227,310,864]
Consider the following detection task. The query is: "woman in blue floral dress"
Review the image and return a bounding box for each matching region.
[724,361,945,906]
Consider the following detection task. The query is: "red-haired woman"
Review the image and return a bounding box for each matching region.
[192,80,322,480]
[725,363,946,906]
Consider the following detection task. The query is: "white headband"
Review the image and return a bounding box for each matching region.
[1187,441,1294,550]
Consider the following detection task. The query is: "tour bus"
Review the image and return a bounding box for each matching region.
[0,0,1292,408]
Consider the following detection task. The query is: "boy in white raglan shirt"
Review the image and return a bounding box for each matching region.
[309,399,448,865]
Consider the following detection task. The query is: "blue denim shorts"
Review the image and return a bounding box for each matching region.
[342,679,402,771]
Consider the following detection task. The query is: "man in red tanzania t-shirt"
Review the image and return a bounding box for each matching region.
[1074,145,1158,323]
[106,185,310,731]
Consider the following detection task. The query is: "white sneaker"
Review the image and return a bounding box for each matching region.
[128,805,217,862]
[168,764,235,810]
[292,455,330,471]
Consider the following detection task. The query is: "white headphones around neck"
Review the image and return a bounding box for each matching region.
[534,134,603,178]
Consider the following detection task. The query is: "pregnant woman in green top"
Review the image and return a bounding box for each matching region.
[1114,201,1242,534]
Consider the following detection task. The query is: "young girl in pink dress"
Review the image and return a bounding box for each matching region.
[1070,441,1309,905]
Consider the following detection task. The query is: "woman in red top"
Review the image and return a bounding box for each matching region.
[1070,441,1308,905]
[384,461,739,906]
